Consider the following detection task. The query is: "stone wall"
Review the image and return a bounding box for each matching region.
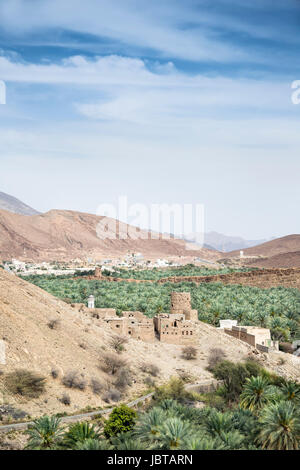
[224,326,272,349]
[155,315,196,344]
[103,317,128,335]
[159,268,300,289]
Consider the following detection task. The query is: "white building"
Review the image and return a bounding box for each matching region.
[88,295,95,309]
[219,319,238,329]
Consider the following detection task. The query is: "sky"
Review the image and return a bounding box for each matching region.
[0,0,299,239]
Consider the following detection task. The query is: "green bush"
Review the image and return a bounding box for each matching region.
[103,404,137,439]
[154,377,188,402]
[211,360,261,403]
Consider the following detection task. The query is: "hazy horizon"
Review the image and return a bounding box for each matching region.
[0,0,299,240]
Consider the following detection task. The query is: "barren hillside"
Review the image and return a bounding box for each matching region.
[225,234,300,259]
[0,268,299,418]
[245,251,300,269]
[0,209,218,262]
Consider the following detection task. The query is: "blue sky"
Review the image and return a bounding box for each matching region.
[0,0,299,239]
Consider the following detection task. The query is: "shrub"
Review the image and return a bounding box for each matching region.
[207,348,226,370]
[144,376,155,387]
[102,388,122,403]
[109,336,128,353]
[51,368,59,379]
[140,363,160,377]
[90,378,104,395]
[177,370,194,383]
[211,360,264,403]
[5,370,46,398]
[100,353,127,375]
[103,404,137,439]
[47,319,60,330]
[62,371,87,391]
[0,405,27,422]
[154,377,188,402]
[181,346,197,360]
[60,393,71,406]
[114,367,132,390]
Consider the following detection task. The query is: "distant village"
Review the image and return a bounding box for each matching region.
[2,252,220,276]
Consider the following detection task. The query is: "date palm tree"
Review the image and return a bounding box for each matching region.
[134,407,166,443]
[280,381,300,404]
[182,435,224,450]
[157,417,193,449]
[110,432,146,450]
[62,422,100,449]
[256,401,300,450]
[25,416,64,449]
[76,438,112,450]
[204,410,233,437]
[240,376,275,412]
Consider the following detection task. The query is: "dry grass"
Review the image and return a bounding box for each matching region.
[62,371,87,391]
[181,346,197,360]
[4,370,46,398]
[100,353,127,375]
[140,362,160,377]
[207,348,227,370]
[109,335,128,353]
[90,378,104,395]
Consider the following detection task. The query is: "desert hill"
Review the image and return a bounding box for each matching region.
[0,209,219,263]
[245,251,300,269]
[0,268,299,418]
[225,234,300,259]
[0,192,40,216]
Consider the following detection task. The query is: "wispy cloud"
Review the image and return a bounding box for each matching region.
[0,0,299,238]
[2,0,299,64]
[0,53,295,127]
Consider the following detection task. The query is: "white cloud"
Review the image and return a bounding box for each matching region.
[0,0,254,62]
[0,54,294,124]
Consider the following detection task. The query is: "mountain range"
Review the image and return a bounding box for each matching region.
[203,231,270,252]
[0,191,299,266]
[0,209,218,262]
[0,191,40,216]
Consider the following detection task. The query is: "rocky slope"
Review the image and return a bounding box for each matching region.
[0,209,219,262]
[225,234,300,259]
[245,251,300,269]
[223,235,300,268]
[0,268,299,418]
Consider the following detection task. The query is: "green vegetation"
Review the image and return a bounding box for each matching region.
[25,416,64,449]
[24,272,300,339]
[103,404,137,438]
[24,361,300,450]
[102,264,253,280]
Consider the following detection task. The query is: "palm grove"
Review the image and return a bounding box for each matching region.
[24,357,300,450]
[26,266,300,342]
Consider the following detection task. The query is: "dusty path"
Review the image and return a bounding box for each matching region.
[0,379,218,433]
